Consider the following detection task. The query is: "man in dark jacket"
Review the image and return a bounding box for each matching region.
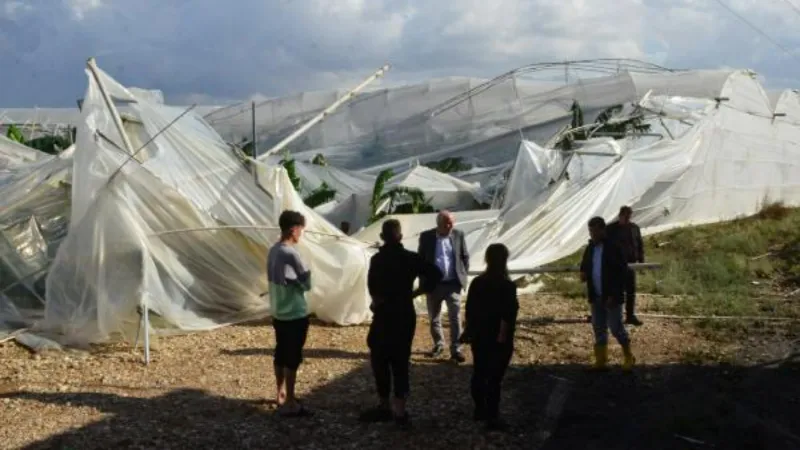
[360,219,443,430]
[580,216,635,371]
[418,210,470,363]
[606,205,645,325]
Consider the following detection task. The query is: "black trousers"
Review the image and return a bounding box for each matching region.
[470,340,513,419]
[367,311,416,400]
[272,316,310,370]
[623,268,637,317]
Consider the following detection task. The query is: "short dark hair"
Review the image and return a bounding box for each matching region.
[588,216,606,229]
[619,205,633,216]
[484,243,510,279]
[279,210,306,235]
[380,219,402,242]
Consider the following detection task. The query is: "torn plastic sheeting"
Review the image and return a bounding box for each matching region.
[14,331,63,352]
[33,64,374,346]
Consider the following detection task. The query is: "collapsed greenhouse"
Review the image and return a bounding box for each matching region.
[2,59,800,354]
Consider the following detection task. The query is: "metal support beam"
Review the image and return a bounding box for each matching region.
[86,57,149,365]
[258,64,391,160]
[86,58,135,154]
[469,262,661,276]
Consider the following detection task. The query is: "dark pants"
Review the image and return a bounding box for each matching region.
[367,311,416,400]
[272,316,310,370]
[470,341,513,419]
[623,268,637,318]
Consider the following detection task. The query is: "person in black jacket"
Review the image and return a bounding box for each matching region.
[463,243,519,431]
[579,217,635,371]
[606,205,645,325]
[360,219,443,430]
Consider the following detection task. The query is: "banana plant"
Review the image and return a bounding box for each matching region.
[311,153,328,166]
[6,124,25,144]
[368,169,394,224]
[303,181,337,208]
[388,186,435,214]
[368,169,435,224]
[423,157,471,173]
[278,150,302,191]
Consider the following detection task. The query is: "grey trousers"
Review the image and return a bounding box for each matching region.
[426,282,462,354]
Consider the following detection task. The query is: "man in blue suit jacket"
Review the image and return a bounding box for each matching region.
[418,210,470,363]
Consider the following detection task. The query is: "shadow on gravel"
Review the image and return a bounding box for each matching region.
[5,358,800,449]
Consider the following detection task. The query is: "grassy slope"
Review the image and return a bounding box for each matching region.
[542,203,800,318]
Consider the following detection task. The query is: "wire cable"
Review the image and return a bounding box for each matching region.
[712,0,800,64]
[778,0,800,19]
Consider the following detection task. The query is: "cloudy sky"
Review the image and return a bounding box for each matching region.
[1,0,800,107]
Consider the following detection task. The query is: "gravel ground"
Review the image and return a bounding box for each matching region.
[1,295,799,450]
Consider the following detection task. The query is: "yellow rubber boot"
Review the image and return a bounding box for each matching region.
[593,344,608,370]
[622,344,636,371]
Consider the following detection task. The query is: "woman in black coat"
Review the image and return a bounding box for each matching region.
[463,243,519,431]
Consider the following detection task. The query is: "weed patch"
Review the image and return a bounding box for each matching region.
[542,203,800,318]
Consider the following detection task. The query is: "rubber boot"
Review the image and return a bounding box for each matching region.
[593,344,608,370]
[622,344,636,371]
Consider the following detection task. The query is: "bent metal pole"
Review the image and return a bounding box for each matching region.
[86,58,135,155]
[257,64,392,160]
[86,57,151,366]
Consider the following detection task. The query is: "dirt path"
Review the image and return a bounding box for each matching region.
[1,295,798,449]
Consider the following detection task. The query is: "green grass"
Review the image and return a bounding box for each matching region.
[542,202,800,317]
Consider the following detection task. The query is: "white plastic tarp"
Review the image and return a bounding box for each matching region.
[354,209,500,251]
[293,160,376,200]
[467,72,800,273]
[0,134,48,170]
[8,67,800,345]
[321,164,482,232]
[0,152,72,332]
[37,66,372,345]
[501,140,564,209]
[633,72,800,231]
